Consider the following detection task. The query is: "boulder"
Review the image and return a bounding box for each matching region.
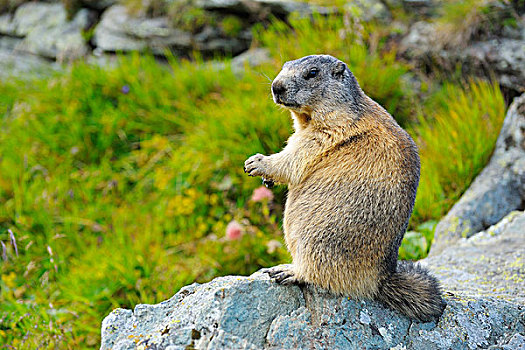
[100,268,524,349]
[230,47,272,74]
[345,0,390,22]
[196,0,320,17]
[426,211,525,305]
[101,204,525,349]
[92,5,251,56]
[0,48,60,81]
[0,3,95,60]
[92,5,191,54]
[0,13,15,35]
[430,93,525,255]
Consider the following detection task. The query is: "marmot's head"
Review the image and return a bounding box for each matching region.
[271,55,364,117]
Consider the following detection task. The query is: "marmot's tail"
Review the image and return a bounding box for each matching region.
[376,261,445,322]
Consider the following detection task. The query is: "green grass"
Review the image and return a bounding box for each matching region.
[410,80,505,224]
[0,14,507,349]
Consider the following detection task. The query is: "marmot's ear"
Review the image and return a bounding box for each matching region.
[333,61,347,79]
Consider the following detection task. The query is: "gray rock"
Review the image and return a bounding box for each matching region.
[196,0,332,18]
[193,25,251,56]
[100,276,525,349]
[92,5,251,56]
[431,93,525,255]
[0,3,94,60]
[196,0,266,15]
[426,211,525,305]
[93,5,192,54]
[400,21,436,54]
[401,18,525,92]
[0,13,16,35]
[23,8,94,60]
[345,0,390,22]
[0,36,22,51]
[101,254,525,349]
[230,47,271,74]
[0,48,60,81]
[3,3,71,37]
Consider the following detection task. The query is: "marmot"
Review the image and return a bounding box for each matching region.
[244,55,445,322]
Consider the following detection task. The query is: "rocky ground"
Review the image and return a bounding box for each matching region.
[99,94,525,349]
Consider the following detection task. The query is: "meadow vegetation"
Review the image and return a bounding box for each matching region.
[433,0,523,48]
[0,10,506,349]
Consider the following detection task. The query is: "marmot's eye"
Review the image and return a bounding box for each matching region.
[306,68,319,79]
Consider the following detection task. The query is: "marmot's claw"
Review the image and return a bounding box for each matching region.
[273,272,297,285]
[263,178,274,188]
[244,166,256,175]
[265,265,299,285]
[244,153,267,178]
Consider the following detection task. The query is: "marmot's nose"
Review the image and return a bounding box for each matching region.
[272,81,286,96]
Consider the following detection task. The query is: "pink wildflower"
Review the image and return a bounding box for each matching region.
[251,186,274,202]
[226,220,243,240]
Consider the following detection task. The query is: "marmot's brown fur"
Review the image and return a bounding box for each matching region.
[244,55,445,322]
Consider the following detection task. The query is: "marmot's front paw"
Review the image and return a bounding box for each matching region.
[262,265,302,286]
[244,153,270,178]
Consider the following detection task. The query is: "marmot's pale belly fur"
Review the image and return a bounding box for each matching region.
[244,55,445,322]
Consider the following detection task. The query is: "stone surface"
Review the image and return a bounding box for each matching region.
[92,5,251,56]
[91,0,331,57]
[100,267,525,349]
[426,211,525,305]
[92,5,191,54]
[0,48,60,81]
[0,3,94,60]
[431,93,525,255]
[23,8,94,60]
[345,0,390,22]
[196,0,328,17]
[230,47,272,73]
[401,16,525,93]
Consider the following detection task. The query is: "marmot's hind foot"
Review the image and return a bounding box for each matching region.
[262,265,303,286]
